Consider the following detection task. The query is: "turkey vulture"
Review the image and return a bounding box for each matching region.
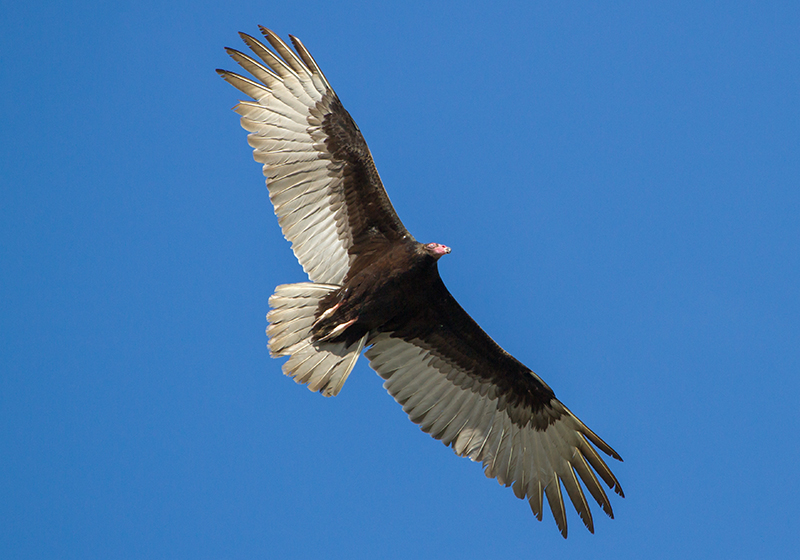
[218,28,624,537]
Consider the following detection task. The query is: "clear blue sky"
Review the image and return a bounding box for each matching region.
[2,1,799,558]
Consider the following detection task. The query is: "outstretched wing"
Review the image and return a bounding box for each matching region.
[365,280,624,538]
[218,28,411,285]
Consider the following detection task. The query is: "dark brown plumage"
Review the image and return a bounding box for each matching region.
[219,27,623,537]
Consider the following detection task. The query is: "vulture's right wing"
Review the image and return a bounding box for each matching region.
[218,29,412,285]
[365,280,624,538]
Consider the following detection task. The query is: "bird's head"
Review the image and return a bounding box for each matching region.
[422,242,451,260]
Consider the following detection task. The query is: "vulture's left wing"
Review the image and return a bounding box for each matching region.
[365,280,624,538]
[218,29,411,285]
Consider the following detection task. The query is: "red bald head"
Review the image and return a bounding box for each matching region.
[422,242,451,260]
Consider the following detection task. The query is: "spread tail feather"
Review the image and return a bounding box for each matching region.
[267,282,367,396]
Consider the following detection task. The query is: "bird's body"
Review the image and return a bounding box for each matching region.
[312,241,439,345]
[219,27,624,537]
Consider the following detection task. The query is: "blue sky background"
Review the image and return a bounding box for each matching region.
[2,1,799,558]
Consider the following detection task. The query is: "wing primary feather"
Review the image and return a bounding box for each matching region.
[288,34,334,92]
[217,70,271,101]
[240,31,300,81]
[576,436,625,497]
[544,475,568,538]
[537,426,565,526]
[259,27,312,77]
[561,464,594,533]
[572,450,613,518]
[558,402,622,461]
[224,48,282,89]
[528,479,545,521]
[525,430,545,519]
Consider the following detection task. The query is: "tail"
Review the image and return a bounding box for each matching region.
[267,282,367,397]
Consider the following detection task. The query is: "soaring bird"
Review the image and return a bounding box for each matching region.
[218,28,624,537]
